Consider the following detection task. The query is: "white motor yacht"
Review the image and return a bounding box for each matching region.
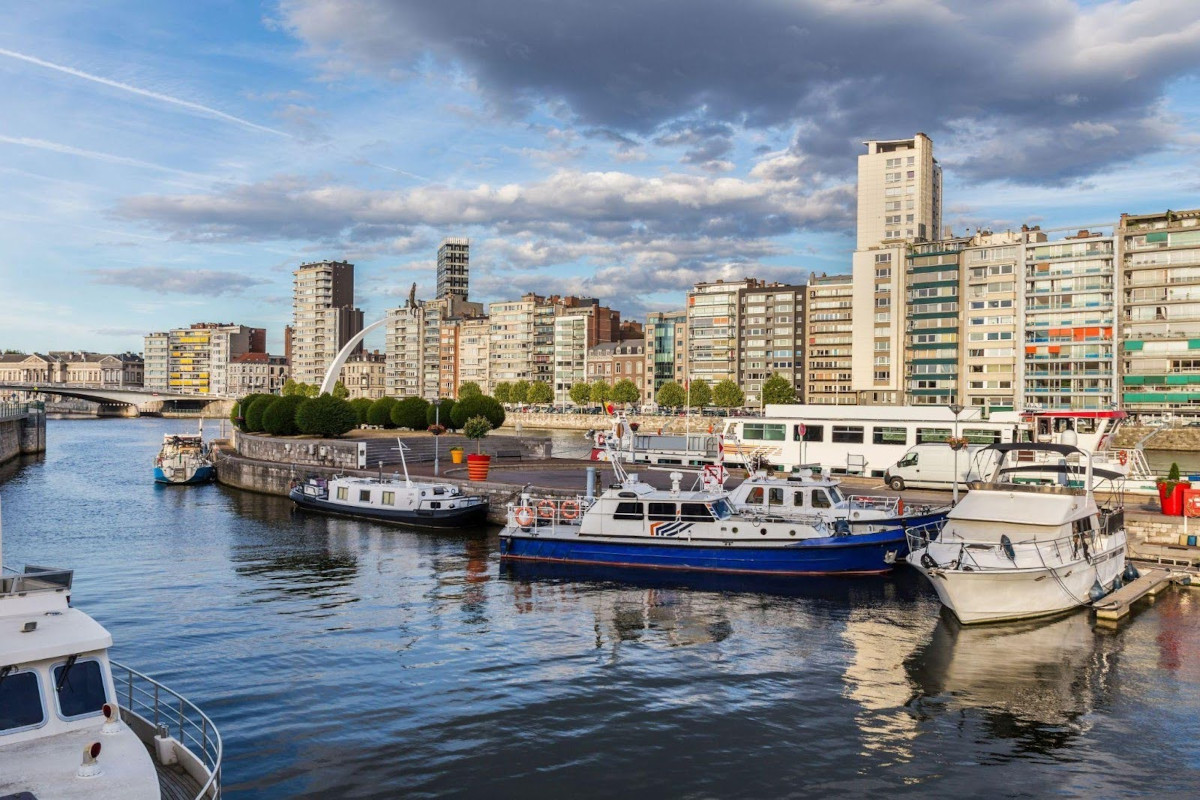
[907,443,1129,625]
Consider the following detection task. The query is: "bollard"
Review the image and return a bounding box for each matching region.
[585,467,596,503]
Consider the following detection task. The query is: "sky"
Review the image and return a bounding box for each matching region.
[2,0,1200,355]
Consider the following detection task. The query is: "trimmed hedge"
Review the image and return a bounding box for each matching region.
[367,396,398,428]
[244,395,275,432]
[426,398,456,430]
[391,396,430,430]
[450,395,505,430]
[295,394,358,437]
[262,395,306,436]
[349,397,374,426]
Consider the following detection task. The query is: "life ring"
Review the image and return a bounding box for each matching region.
[1117,450,1128,466]
[1186,494,1200,518]
[560,500,581,520]
[537,499,557,519]
[514,506,535,527]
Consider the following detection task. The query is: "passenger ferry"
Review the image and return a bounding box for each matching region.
[0,501,221,798]
[154,429,214,485]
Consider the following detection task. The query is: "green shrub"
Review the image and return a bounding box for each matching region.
[262,395,306,436]
[391,396,430,430]
[426,398,456,429]
[451,395,505,429]
[295,394,358,437]
[458,381,483,400]
[462,415,493,453]
[245,395,274,432]
[366,396,398,428]
[349,397,374,426]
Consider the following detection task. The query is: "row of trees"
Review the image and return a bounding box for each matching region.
[233,391,506,438]
[654,373,796,409]
[281,378,351,399]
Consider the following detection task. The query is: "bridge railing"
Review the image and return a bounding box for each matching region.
[0,402,30,422]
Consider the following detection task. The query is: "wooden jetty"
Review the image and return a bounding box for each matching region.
[1092,568,1183,622]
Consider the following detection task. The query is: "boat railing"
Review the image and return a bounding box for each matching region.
[911,526,1116,573]
[846,495,900,514]
[508,496,595,531]
[111,660,222,800]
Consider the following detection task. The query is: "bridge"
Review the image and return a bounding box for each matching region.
[0,382,234,414]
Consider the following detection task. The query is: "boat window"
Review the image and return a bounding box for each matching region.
[53,660,107,719]
[0,670,44,732]
[680,503,713,521]
[793,491,806,507]
[916,427,951,443]
[963,428,1000,444]
[743,423,785,441]
[812,490,832,509]
[382,491,395,505]
[337,487,348,501]
[647,502,678,521]
[827,486,844,504]
[831,425,864,444]
[873,426,907,445]
[613,502,644,520]
[710,499,733,520]
[801,425,824,442]
[1077,418,1097,434]
[768,488,785,505]
[359,490,371,502]
[746,487,764,504]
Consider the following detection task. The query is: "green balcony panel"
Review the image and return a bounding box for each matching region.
[1124,340,1144,351]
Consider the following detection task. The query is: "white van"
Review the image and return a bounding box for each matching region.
[883,443,999,491]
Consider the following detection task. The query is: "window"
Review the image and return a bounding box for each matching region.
[800,424,824,442]
[54,660,107,719]
[680,503,714,522]
[381,491,395,505]
[746,487,764,504]
[336,487,348,501]
[793,491,806,507]
[613,502,643,520]
[0,670,44,731]
[898,452,918,467]
[916,427,951,443]
[648,502,677,521]
[832,425,864,443]
[964,428,1001,444]
[873,426,907,445]
[743,423,785,441]
[768,488,785,505]
[359,490,371,502]
[812,490,832,509]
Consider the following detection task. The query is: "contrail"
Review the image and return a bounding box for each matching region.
[0,134,214,179]
[0,46,290,138]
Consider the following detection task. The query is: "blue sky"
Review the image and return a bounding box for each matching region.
[2,0,1200,355]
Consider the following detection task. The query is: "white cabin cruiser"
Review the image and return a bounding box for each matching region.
[907,443,1129,625]
[0,505,221,798]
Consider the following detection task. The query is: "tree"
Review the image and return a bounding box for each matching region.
[245,395,275,432]
[391,396,430,430]
[656,381,685,409]
[713,379,744,409]
[304,383,320,398]
[527,381,553,405]
[611,379,639,406]
[688,378,712,408]
[331,380,349,400]
[569,382,591,407]
[232,393,267,431]
[349,397,374,426]
[451,395,506,429]
[510,379,532,405]
[458,381,483,400]
[281,378,299,397]
[295,394,358,437]
[262,395,306,436]
[493,382,513,404]
[461,415,493,454]
[590,380,611,404]
[426,398,457,429]
[367,396,398,428]
[761,372,796,406]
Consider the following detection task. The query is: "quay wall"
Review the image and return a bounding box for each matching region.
[0,410,46,465]
[505,411,726,433]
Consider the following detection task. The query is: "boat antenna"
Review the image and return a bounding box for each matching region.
[393,438,413,486]
[605,415,629,485]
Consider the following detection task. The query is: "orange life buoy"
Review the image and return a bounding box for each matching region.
[1187,495,1200,518]
[514,506,535,527]
[897,498,905,516]
[1118,450,1128,466]
[537,499,557,519]
[560,500,580,520]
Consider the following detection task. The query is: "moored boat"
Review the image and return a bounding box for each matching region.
[906,443,1129,625]
[154,430,214,486]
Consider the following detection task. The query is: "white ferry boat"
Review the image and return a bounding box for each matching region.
[906,443,1130,625]
[0,502,221,798]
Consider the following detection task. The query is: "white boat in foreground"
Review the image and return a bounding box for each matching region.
[0,500,221,799]
[906,443,1130,625]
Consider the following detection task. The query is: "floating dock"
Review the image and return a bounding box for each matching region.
[1093,568,1183,621]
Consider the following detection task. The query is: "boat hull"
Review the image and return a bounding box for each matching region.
[499,527,909,576]
[289,487,489,529]
[153,464,215,485]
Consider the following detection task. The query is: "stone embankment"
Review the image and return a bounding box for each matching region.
[1111,424,1200,451]
[0,406,46,465]
[503,411,727,433]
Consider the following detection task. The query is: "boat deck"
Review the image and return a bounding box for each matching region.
[152,754,204,800]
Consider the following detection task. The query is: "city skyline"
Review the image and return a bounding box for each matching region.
[3,1,1200,354]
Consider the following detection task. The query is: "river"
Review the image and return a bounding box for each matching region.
[2,418,1199,797]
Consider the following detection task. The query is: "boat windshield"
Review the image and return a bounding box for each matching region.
[0,670,44,732]
[827,485,844,504]
[710,499,733,520]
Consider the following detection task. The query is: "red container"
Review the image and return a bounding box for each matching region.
[1158,481,1191,516]
[467,453,491,481]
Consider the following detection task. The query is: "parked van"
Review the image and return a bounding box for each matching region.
[883,443,1000,491]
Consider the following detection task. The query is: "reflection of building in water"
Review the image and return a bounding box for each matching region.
[839,607,940,766]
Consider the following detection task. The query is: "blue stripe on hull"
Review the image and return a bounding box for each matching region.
[154,465,215,485]
[500,528,909,576]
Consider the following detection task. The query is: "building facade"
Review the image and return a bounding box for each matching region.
[227,353,288,397]
[143,323,263,396]
[553,313,592,404]
[960,231,1028,412]
[903,238,968,406]
[687,280,753,387]
[644,310,688,405]
[341,350,387,400]
[737,282,804,408]
[144,333,169,390]
[436,238,470,300]
[856,133,942,251]
[290,260,363,385]
[0,352,143,388]
[457,316,491,395]
[805,274,854,404]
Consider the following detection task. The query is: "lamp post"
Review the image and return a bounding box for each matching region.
[949,402,964,504]
[433,398,442,477]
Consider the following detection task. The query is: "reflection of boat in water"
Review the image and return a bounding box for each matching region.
[905,610,1116,727]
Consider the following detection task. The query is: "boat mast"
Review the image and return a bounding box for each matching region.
[394,438,413,486]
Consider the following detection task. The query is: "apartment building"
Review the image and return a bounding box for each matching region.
[1023,229,1118,410]
[856,133,942,251]
[554,313,592,404]
[386,304,423,397]
[489,296,537,385]
[457,316,491,394]
[903,238,968,406]
[850,244,905,404]
[436,237,470,300]
[586,339,646,398]
[1118,208,1200,415]
[687,280,752,386]
[290,260,363,385]
[227,353,288,397]
[144,332,169,390]
[341,350,387,400]
[144,323,264,395]
[960,231,1029,412]
[805,274,855,404]
[385,294,483,399]
[737,282,804,407]
[644,310,688,405]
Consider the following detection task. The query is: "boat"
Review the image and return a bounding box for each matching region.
[154,425,214,485]
[906,443,1130,625]
[289,439,488,528]
[0,498,221,798]
[587,426,724,467]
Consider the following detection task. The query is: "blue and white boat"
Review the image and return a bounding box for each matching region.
[154,431,214,485]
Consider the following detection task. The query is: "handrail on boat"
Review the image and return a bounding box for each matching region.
[110,660,222,800]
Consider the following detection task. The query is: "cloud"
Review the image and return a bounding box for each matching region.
[276,0,1200,184]
[0,135,214,179]
[89,267,269,296]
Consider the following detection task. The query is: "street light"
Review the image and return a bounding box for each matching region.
[433,397,442,477]
[949,402,965,504]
